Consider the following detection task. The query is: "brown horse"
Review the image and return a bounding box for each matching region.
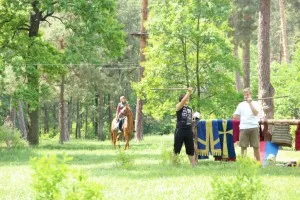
[110,104,134,150]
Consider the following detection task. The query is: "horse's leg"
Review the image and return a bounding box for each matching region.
[113,131,116,149]
[111,129,117,149]
[124,130,129,150]
[110,129,113,143]
[117,134,121,148]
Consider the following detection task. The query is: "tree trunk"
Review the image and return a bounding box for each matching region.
[59,75,68,143]
[28,105,39,145]
[135,0,148,141]
[17,101,27,139]
[94,94,99,136]
[278,0,289,63]
[196,17,201,111]
[234,40,243,92]
[75,98,81,139]
[258,0,274,120]
[67,97,73,137]
[231,7,243,92]
[98,92,105,141]
[85,100,88,138]
[108,94,112,130]
[27,70,39,145]
[27,2,43,145]
[53,103,58,132]
[242,40,251,88]
[43,103,49,133]
[9,96,16,129]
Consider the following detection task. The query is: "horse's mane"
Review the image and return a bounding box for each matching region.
[125,107,134,134]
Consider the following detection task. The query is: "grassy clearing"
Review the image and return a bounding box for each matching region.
[0,134,300,200]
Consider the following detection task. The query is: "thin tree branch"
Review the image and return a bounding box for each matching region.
[18,27,30,31]
[41,11,54,21]
[49,15,66,25]
[52,1,59,5]
[0,19,12,26]
[44,19,51,26]
[11,30,19,41]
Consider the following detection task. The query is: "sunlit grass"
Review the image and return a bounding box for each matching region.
[0,134,300,200]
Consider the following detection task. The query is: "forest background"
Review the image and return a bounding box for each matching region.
[0,0,300,145]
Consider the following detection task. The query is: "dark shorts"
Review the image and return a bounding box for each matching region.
[174,127,195,156]
[239,127,259,148]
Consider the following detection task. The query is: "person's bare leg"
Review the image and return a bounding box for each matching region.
[253,147,260,161]
[241,147,247,157]
[188,155,196,167]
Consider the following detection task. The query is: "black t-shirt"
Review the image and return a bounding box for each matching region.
[176,105,193,129]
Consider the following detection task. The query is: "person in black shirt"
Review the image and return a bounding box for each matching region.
[174,87,196,167]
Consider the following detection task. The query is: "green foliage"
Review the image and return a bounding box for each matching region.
[231,1,258,43]
[114,149,134,169]
[272,45,300,118]
[1,135,300,199]
[144,115,174,135]
[210,156,268,200]
[0,0,125,112]
[135,0,239,120]
[160,147,185,166]
[31,154,71,199]
[56,171,103,200]
[40,129,59,140]
[30,154,103,200]
[0,125,28,148]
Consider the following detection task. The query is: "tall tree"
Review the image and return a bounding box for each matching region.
[135,0,238,119]
[17,101,27,139]
[230,8,243,92]
[278,0,289,63]
[233,0,258,88]
[134,0,148,141]
[258,0,274,119]
[0,0,125,145]
[59,37,68,144]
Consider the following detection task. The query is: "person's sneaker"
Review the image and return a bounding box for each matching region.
[118,130,122,133]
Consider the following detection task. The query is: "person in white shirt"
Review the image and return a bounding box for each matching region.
[233,88,261,161]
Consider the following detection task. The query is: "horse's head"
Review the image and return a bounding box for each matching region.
[120,104,132,117]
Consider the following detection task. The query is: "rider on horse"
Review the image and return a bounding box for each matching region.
[115,96,128,133]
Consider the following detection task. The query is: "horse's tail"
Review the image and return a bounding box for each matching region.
[110,119,115,143]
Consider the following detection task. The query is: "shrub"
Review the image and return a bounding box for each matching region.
[57,171,103,200]
[115,149,134,169]
[30,154,103,200]
[160,148,185,166]
[210,156,268,200]
[0,125,28,148]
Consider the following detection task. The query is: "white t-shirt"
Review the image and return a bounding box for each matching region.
[234,101,261,129]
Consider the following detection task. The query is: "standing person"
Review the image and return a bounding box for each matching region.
[174,87,196,167]
[233,88,261,162]
[115,96,128,132]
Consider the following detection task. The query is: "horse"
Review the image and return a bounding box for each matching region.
[110,104,134,150]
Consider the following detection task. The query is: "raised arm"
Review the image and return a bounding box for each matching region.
[176,87,192,111]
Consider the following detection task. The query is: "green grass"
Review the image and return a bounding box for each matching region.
[0,134,300,200]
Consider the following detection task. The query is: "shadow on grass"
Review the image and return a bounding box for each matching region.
[0,148,161,167]
[86,159,300,179]
[38,140,114,151]
[0,148,39,165]
[260,166,300,176]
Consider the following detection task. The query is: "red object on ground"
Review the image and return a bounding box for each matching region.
[295,124,300,151]
[232,120,240,142]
